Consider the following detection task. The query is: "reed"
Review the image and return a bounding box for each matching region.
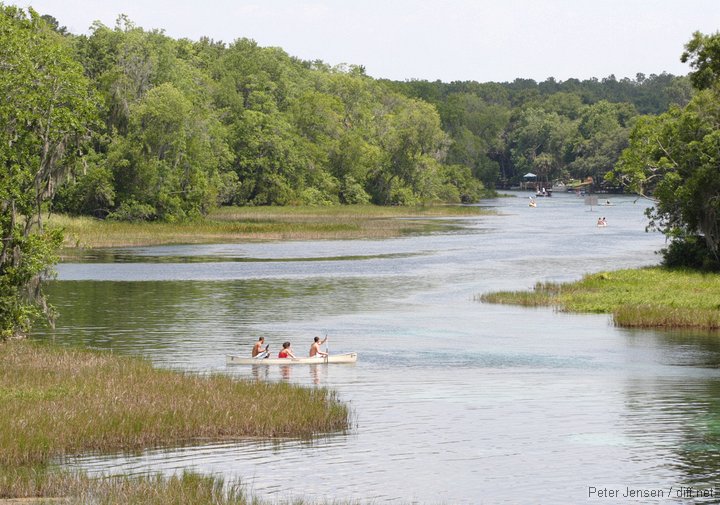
[50,205,489,248]
[479,267,720,330]
[0,341,349,469]
[0,468,251,504]
[0,467,365,504]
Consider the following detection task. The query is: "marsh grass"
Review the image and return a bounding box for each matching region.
[0,341,349,469]
[50,205,488,248]
[0,469,253,504]
[1,468,365,504]
[479,267,720,330]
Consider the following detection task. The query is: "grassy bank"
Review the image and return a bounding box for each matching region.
[479,267,720,330]
[52,204,489,248]
[1,468,368,504]
[1,340,350,501]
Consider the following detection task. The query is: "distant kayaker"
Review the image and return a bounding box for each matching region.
[309,336,328,357]
[278,341,296,359]
[252,337,269,358]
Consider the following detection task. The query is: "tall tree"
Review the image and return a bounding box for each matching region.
[609,31,720,268]
[568,101,635,182]
[507,108,575,185]
[681,31,720,91]
[109,82,231,219]
[0,7,96,339]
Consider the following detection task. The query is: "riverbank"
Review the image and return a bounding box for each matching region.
[1,340,350,502]
[53,204,490,248]
[480,267,720,330]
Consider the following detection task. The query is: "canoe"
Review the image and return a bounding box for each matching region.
[226,352,358,365]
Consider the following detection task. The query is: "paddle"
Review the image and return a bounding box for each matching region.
[253,344,270,359]
[324,334,329,362]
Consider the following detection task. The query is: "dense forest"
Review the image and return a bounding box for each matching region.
[2,7,697,222]
[3,5,719,339]
[22,10,694,221]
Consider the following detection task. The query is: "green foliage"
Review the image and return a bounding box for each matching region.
[5,10,697,225]
[568,101,634,180]
[607,33,720,268]
[609,86,720,265]
[53,155,116,217]
[661,235,720,271]
[682,31,720,91]
[0,227,63,340]
[107,200,157,222]
[481,267,720,329]
[0,6,95,339]
[508,107,575,183]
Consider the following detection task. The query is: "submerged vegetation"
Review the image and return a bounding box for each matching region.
[480,267,720,330]
[54,204,489,248]
[1,340,350,501]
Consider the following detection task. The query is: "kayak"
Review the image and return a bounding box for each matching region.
[226,352,358,365]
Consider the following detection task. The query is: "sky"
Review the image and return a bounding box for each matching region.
[18,0,720,83]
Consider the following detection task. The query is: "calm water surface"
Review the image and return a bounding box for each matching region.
[38,192,720,504]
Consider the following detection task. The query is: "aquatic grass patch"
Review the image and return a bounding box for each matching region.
[0,469,254,504]
[51,205,489,248]
[479,267,720,330]
[0,341,349,468]
[67,472,254,505]
[478,289,556,307]
[51,215,360,248]
[613,304,720,329]
[1,467,366,504]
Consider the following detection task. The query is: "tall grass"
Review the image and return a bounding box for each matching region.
[50,205,489,248]
[479,267,720,330]
[1,468,366,504]
[0,469,253,504]
[1,341,349,468]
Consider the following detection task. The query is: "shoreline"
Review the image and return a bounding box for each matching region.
[50,204,491,249]
[1,340,350,503]
[480,267,720,330]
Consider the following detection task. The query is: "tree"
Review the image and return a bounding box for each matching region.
[608,90,720,267]
[608,32,720,268]
[372,96,449,204]
[507,108,575,185]
[607,31,720,269]
[109,82,231,219]
[439,93,510,187]
[681,31,720,91]
[0,7,96,339]
[568,101,635,183]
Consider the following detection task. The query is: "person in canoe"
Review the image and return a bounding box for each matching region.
[278,341,296,359]
[252,337,269,358]
[309,336,328,358]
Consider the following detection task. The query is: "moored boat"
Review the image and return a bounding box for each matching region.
[226,352,358,365]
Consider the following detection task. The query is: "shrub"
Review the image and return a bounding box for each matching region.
[107,200,157,222]
[661,236,720,271]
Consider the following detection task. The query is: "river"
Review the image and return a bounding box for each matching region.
[37,191,720,504]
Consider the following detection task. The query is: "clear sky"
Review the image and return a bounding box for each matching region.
[18,0,720,83]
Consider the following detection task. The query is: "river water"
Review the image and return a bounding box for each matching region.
[37,192,720,504]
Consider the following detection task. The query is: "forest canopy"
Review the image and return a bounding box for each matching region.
[14,10,692,222]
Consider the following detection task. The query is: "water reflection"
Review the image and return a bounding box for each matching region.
[309,364,324,385]
[250,365,270,382]
[39,192,720,503]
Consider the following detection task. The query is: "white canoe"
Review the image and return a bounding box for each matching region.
[226,352,358,365]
